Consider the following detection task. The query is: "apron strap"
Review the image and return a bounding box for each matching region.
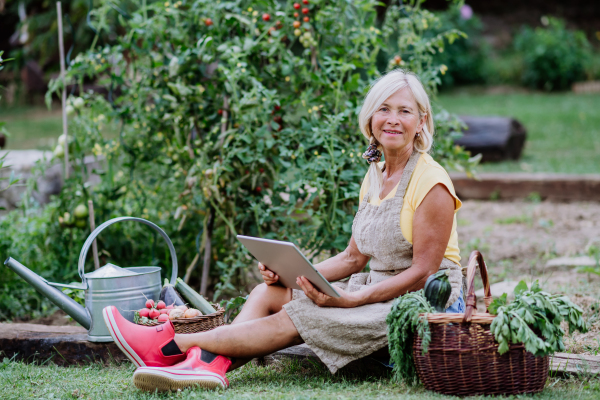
[393,150,420,200]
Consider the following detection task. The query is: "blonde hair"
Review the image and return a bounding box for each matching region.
[358,69,434,201]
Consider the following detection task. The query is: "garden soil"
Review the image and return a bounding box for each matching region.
[457,200,600,354]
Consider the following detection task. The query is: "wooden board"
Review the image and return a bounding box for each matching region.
[450,172,600,201]
[0,323,128,366]
[550,352,600,374]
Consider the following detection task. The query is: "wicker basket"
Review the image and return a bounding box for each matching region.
[413,251,549,396]
[138,304,225,334]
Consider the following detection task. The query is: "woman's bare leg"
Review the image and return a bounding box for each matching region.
[231,283,293,324]
[173,283,299,371]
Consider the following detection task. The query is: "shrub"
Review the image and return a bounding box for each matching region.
[432,4,490,88]
[1,0,478,320]
[514,17,592,91]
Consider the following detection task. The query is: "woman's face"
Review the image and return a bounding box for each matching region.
[371,87,426,153]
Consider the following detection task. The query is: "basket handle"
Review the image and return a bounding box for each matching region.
[462,250,492,323]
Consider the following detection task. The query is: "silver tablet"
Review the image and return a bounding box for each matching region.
[237,235,340,298]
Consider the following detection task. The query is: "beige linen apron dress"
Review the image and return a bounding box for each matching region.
[283,151,462,373]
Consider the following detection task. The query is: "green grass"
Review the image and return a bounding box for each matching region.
[436,92,600,174]
[1,358,599,399]
[0,106,64,150]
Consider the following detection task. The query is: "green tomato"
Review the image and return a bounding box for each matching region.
[63,212,74,226]
[58,134,68,146]
[75,219,87,228]
[53,144,65,158]
[74,204,89,219]
[72,97,85,109]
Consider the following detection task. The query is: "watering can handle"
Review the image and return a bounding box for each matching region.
[77,217,178,288]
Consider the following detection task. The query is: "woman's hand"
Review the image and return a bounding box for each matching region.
[296,276,360,308]
[258,262,279,285]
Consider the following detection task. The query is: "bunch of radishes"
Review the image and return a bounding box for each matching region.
[137,299,201,323]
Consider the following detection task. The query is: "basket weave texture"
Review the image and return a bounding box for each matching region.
[413,251,549,396]
[138,304,225,334]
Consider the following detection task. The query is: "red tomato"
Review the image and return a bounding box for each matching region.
[205,18,213,26]
[293,3,301,9]
[302,8,309,14]
[302,0,309,4]
[304,16,309,22]
[262,13,271,21]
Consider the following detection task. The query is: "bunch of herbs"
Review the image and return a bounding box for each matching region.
[386,289,433,385]
[489,280,589,356]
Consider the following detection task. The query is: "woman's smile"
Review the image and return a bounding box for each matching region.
[383,129,403,136]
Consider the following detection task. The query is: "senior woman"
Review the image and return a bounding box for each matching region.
[102,69,464,392]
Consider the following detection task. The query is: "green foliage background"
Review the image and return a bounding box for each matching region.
[514,17,593,91]
[1,0,478,320]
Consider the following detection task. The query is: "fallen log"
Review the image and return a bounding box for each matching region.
[455,116,527,162]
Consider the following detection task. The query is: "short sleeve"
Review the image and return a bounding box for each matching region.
[406,164,462,213]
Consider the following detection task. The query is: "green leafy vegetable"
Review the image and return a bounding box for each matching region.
[386,289,434,385]
[489,280,588,356]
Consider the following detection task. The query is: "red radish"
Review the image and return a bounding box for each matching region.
[156,301,166,309]
[160,309,170,315]
[145,299,155,309]
[139,308,150,318]
[149,309,160,319]
[166,304,174,309]
[158,314,169,322]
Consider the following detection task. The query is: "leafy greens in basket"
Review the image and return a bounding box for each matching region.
[386,280,588,384]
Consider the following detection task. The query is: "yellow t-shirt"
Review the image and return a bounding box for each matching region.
[358,153,462,265]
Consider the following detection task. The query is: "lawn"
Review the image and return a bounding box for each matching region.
[1,357,599,400]
[0,106,64,150]
[436,91,600,174]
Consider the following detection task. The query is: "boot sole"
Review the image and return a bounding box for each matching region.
[133,368,226,392]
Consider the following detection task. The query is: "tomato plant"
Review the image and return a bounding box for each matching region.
[4,0,477,317]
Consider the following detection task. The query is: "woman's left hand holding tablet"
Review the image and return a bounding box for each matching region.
[296,276,359,308]
[258,262,279,285]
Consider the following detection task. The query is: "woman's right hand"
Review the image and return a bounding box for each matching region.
[258,262,279,285]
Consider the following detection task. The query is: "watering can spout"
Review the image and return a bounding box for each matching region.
[4,257,91,330]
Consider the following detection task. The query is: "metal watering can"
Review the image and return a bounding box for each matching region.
[4,217,178,342]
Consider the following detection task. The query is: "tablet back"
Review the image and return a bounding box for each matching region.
[237,235,340,298]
